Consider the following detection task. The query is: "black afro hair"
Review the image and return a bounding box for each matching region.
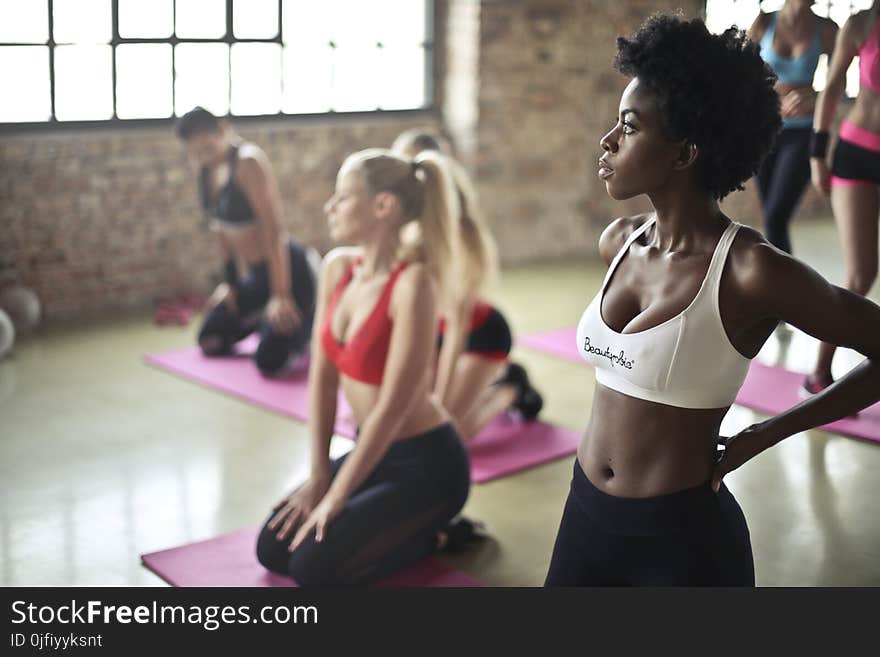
[615,14,782,200]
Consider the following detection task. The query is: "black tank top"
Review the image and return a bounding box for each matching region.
[199,145,256,226]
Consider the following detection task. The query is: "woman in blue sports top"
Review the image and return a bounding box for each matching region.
[749,0,837,254]
[545,15,880,586]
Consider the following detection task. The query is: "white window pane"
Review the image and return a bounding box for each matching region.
[282,45,331,113]
[233,0,278,39]
[116,44,172,119]
[705,0,760,33]
[376,46,425,110]
[54,45,112,120]
[0,47,50,121]
[282,0,335,45]
[374,0,427,46]
[53,0,111,44]
[847,60,862,99]
[175,43,229,116]
[0,0,48,43]
[119,0,173,38]
[330,0,383,47]
[331,46,379,112]
[176,0,226,38]
[231,43,281,115]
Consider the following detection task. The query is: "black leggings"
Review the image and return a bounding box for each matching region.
[198,240,317,375]
[544,460,755,586]
[256,423,470,587]
[756,125,812,254]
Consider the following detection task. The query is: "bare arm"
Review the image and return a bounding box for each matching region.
[325,264,439,503]
[813,15,861,134]
[767,254,879,420]
[434,295,474,405]
[235,148,295,304]
[306,249,350,477]
[746,11,770,44]
[267,248,349,542]
[715,244,880,486]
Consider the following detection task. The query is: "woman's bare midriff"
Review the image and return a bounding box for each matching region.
[341,373,450,442]
[212,223,266,265]
[577,384,729,498]
[847,86,880,134]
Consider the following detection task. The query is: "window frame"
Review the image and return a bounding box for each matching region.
[0,0,436,133]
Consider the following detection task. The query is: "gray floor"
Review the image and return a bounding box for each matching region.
[1,217,879,586]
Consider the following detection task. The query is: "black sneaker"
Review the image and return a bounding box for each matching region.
[496,362,544,420]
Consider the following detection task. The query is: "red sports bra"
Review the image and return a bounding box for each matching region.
[320,259,410,386]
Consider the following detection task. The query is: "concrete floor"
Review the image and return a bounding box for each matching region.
[1,217,879,586]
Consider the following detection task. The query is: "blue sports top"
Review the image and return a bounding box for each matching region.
[199,145,257,226]
[759,12,823,128]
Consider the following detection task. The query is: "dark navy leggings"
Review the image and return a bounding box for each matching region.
[198,240,317,376]
[756,125,812,254]
[544,460,755,586]
[256,423,470,587]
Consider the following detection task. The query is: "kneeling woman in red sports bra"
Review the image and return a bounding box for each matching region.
[255,149,470,586]
[392,130,544,440]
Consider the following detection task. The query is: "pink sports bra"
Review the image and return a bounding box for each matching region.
[859,17,880,95]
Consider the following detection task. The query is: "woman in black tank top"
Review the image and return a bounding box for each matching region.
[176,107,318,377]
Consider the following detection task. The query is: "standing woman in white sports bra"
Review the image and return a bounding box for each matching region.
[545,15,880,586]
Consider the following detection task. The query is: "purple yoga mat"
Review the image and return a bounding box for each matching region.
[144,345,580,483]
[141,527,483,587]
[519,327,880,444]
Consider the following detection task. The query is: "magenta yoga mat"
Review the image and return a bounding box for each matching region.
[519,327,880,443]
[141,527,483,588]
[144,345,581,483]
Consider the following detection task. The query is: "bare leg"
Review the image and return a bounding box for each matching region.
[810,183,879,383]
[459,382,518,441]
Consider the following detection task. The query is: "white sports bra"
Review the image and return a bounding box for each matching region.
[576,217,750,409]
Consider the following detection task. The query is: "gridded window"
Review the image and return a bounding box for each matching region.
[705,0,874,97]
[0,0,433,126]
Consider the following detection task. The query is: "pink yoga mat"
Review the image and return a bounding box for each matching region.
[519,327,880,444]
[141,527,483,587]
[145,345,580,483]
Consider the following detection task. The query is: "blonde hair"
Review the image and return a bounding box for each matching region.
[342,148,460,302]
[392,131,498,296]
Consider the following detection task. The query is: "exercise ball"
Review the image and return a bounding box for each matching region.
[0,285,41,332]
[0,308,14,359]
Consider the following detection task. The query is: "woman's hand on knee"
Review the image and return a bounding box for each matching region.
[267,473,330,543]
[266,294,302,334]
[289,492,346,552]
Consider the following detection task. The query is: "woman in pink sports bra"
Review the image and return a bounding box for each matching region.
[254,149,473,585]
[545,15,880,586]
[806,1,880,395]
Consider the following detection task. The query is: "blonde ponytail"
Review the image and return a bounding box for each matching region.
[448,159,498,295]
[344,148,461,303]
